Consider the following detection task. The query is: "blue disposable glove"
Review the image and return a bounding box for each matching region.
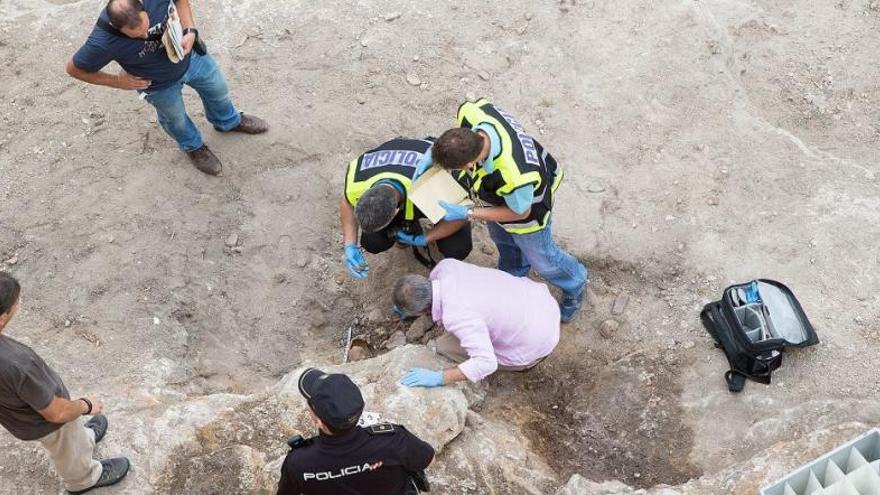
[438,200,469,222]
[400,368,445,388]
[394,230,427,247]
[344,244,368,279]
[412,148,433,181]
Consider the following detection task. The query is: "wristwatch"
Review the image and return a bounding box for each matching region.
[182,27,199,37]
[466,207,475,220]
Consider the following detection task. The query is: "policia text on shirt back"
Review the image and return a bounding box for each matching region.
[276,423,434,495]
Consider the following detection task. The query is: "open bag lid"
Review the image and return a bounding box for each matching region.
[722,279,819,348]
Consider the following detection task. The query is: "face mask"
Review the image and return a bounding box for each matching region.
[391,303,416,321]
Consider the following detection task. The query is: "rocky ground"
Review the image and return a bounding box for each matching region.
[1,0,879,493]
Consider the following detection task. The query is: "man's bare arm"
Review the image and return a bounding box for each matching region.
[340,195,359,246]
[176,0,195,28]
[470,205,530,223]
[425,220,467,243]
[38,396,104,424]
[176,0,198,54]
[65,60,150,90]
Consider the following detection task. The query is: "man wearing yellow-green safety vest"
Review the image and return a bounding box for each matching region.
[340,137,472,280]
[431,98,588,322]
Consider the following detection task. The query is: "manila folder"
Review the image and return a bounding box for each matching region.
[409,167,473,224]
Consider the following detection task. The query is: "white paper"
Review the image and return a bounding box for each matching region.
[165,1,185,62]
[357,411,383,428]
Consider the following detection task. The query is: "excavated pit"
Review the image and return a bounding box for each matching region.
[476,255,707,489]
[494,352,702,488]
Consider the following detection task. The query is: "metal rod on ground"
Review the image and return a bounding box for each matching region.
[342,324,353,363]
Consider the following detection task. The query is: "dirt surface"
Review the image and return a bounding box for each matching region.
[1,0,880,493]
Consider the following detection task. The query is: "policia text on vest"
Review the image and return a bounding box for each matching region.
[340,137,473,277]
[456,98,564,235]
[436,98,589,323]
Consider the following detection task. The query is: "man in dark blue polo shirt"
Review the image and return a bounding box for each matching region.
[66,0,268,176]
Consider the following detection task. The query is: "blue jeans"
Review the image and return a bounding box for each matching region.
[143,53,241,151]
[487,221,588,299]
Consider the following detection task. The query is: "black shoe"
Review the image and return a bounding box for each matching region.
[84,415,108,444]
[560,291,585,323]
[186,145,222,175]
[67,458,130,494]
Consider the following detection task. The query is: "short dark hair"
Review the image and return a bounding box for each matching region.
[0,272,21,316]
[307,403,356,435]
[107,0,146,29]
[432,128,484,170]
[355,184,398,233]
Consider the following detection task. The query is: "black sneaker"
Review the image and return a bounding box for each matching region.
[185,145,222,176]
[84,415,108,444]
[560,291,585,323]
[68,458,130,494]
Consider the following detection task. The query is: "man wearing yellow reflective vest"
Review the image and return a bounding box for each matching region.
[431,98,588,322]
[340,137,472,279]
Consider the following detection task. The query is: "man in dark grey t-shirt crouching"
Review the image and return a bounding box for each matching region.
[0,273,129,493]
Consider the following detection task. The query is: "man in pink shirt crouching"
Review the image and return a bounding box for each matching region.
[394,259,561,387]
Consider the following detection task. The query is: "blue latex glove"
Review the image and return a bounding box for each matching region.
[344,244,368,279]
[438,200,469,222]
[394,230,427,247]
[400,368,445,388]
[412,148,433,181]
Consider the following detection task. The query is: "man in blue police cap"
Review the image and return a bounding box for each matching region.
[276,368,435,495]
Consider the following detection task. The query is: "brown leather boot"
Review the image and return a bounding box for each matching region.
[228,113,269,134]
[186,145,222,175]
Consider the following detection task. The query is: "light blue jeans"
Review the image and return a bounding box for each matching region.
[487,221,588,299]
[143,52,241,151]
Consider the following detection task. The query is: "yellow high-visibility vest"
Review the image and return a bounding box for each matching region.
[456,98,563,234]
[344,138,435,221]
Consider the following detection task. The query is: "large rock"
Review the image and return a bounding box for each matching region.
[153,345,470,491]
[273,344,470,451]
[557,475,643,495]
[433,411,558,495]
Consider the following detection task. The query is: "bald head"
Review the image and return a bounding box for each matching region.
[107,0,146,29]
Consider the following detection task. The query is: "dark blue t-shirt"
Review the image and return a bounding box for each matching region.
[72,0,190,91]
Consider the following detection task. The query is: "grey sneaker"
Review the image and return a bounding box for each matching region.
[186,145,222,175]
[67,458,130,494]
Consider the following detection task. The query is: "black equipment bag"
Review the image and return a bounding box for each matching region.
[700,279,818,392]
